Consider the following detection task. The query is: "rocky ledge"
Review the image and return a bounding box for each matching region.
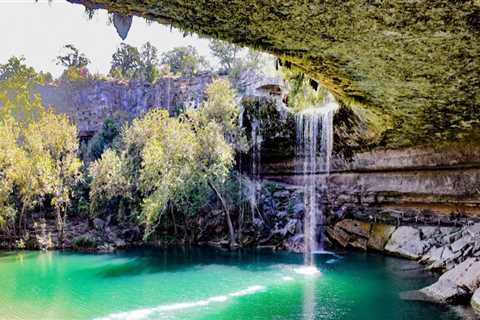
[0,214,142,252]
[327,218,480,311]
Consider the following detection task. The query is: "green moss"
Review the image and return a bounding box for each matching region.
[69,0,479,148]
[72,235,97,249]
[241,96,296,157]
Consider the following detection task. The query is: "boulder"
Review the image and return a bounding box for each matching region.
[422,246,444,265]
[326,226,351,248]
[442,247,455,261]
[420,226,438,239]
[350,237,368,250]
[336,219,371,238]
[451,236,472,253]
[385,226,426,259]
[472,288,480,314]
[464,223,480,238]
[367,224,396,251]
[420,258,480,303]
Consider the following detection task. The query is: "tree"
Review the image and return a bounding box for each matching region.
[109,42,161,82]
[139,42,160,83]
[0,56,38,82]
[0,57,46,124]
[160,46,209,76]
[140,113,199,235]
[56,44,90,69]
[89,149,131,217]
[201,79,247,152]
[209,39,240,74]
[89,107,236,244]
[89,110,170,222]
[86,112,130,162]
[109,43,141,80]
[23,111,82,241]
[0,117,22,229]
[185,111,236,246]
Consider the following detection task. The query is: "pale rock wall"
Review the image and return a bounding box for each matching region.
[262,143,480,224]
[33,73,213,136]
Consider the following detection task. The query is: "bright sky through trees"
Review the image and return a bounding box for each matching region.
[0,0,216,77]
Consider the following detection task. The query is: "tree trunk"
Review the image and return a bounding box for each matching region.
[56,206,64,245]
[237,202,244,244]
[170,203,178,237]
[207,180,237,248]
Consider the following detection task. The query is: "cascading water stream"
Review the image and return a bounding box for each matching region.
[249,118,262,221]
[295,93,338,266]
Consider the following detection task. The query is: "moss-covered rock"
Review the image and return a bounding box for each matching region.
[68,0,479,148]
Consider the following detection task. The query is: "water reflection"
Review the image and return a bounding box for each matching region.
[303,278,316,320]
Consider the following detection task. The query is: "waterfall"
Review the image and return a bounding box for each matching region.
[295,93,338,266]
[249,119,263,220]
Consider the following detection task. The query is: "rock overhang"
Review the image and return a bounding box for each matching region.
[65,0,479,148]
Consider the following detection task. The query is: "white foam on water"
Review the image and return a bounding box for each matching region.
[294,266,321,276]
[228,285,265,297]
[94,286,265,320]
[282,276,294,281]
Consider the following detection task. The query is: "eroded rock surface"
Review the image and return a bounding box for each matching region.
[327,219,480,306]
[385,226,426,259]
[471,288,480,314]
[420,258,480,304]
[33,74,213,137]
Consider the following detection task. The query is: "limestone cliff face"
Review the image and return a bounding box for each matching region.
[241,99,480,224]
[33,73,213,137]
[261,144,480,225]
[326,144,480,225]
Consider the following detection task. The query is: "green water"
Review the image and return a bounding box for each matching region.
[0,248,464,320]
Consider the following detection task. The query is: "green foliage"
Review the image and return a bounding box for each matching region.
[23,111,82,237]
[0,57,48,124]
[60,67,90,82]
[209,39,240,74]
[209,41,272,94]
[0,117,22,227]
[89,85,239,238]
[201,79,246,151]
[0,67,82,234]
[56,44,90,69]
[0,108,81,235]
[160,46,209,76]
[1,56,39,82]
[139,42,160,83]
[87,112,129,162]
[109,42,161,83]
[281,67,328,112]
[89,148,132,217]
[72,235,97,249]
[110,43,141,80]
